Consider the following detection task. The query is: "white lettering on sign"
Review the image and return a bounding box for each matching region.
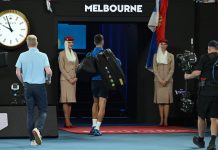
[85,4,143,13]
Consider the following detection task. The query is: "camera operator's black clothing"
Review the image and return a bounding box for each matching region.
[194,52,218,119]
[197,96,218,119]
[195,52,218,96]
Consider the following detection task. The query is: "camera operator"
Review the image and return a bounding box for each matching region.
[184,40,218,150]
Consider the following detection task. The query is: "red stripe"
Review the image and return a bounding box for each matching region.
[60,126,197,134]
[156,0,168,44]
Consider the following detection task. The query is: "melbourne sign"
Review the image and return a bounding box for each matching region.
[85,4,143,13]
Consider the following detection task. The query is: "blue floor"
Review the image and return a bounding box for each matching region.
[0,130,217,150]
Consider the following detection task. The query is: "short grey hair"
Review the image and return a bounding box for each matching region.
[26,35,38,47]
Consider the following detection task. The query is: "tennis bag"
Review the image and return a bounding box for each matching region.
[96,49,125,90]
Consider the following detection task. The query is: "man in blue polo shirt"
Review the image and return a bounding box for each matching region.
[89,34,109,136]
[15,35,52,146]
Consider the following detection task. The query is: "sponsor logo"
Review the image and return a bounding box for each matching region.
[0,113,8,131]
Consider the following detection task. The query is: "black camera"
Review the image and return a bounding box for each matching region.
[10,83,25,105]
[176,50,197,73]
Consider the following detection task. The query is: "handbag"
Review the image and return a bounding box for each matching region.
[76,52,97,81]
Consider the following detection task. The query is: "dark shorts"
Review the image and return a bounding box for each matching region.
[91,80,109,99]
[197,95,218,119]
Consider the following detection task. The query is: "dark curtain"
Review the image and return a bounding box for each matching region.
[99,24,130,102]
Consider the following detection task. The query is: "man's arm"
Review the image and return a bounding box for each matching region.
[44,54,52,84]
[16,68,23,84]
[45,66,52,84]
[184,70,201,80]
[45,66,52,76]
[184,54,206,80]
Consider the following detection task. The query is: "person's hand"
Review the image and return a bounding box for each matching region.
[46,80,51,85]
[159,79,165,86]
[46,81,51,85]
[72,77,78,83]
[160,80,167,87]
[69,78,74,84]
[184,73,190,80]
[162,80,167,86]
[69,77,78,84]
[46,75,52,85]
